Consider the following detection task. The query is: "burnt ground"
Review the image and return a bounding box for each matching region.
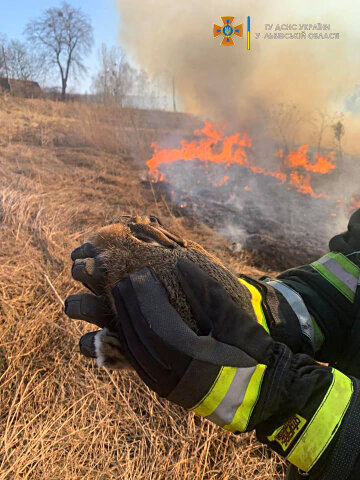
[153,161,347,270]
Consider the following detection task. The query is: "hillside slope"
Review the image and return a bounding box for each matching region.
[0,97,284,480]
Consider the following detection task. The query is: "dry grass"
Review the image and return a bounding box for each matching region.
[0,97,285,479]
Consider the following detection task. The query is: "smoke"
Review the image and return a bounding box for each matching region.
[116,1,360,137]
[116,0,359,268]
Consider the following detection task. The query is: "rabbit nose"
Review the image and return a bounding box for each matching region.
[79,331,98,358]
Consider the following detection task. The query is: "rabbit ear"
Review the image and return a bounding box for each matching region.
[153,225,187,248]
[147,216,186,246]
[128,222,187,249]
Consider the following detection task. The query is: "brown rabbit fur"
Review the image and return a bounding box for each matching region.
[89,215,254,333]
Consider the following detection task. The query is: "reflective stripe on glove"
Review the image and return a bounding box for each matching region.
[112,258,356,475]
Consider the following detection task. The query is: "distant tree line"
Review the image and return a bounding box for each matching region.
[0,1,174,109]
[0,36,46,83]
[1,2,93,100]
[91,44,172,110]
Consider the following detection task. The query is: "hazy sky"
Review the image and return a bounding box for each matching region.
[115,0,360,115]
[1,0,360,106]
[0,0,120,92]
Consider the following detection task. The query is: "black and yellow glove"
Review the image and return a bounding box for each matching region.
[107,259,360,478]
[330,208,360,254]
[64,230,360,478]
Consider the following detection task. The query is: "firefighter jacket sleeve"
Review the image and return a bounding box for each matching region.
[272,209,360,367]
[111,258,360,479]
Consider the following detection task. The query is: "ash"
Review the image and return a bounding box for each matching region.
[154,161,348,271]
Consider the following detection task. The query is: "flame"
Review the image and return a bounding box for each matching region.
[147,121,336,198]
[216,175,229,187]
[286,145,336,174]
[147,122,251,182]
[288,172,327,198]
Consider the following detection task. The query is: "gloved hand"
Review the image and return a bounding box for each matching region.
[109,259,360,479]
[64,238,127,367]
[64,214,266,367]
[66,250,360,478]
[330,208,360,255]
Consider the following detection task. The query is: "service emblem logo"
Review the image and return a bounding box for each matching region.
[213,16,243,46]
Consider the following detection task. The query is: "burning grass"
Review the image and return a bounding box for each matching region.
[145,119,359,270]
[146,121,338,198]
[0,97,285,479]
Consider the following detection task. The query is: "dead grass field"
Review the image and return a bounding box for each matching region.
[0,96,285,479]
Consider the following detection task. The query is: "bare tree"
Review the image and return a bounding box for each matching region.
[0,35,46,85]
[92,44,135,106]
[5,40,46,82]
[92,46,172,109]
[25,1,93,100]
[135,68,159,109]
[270,103,307,155]
[333,119,345,168]
[0,34,7,77]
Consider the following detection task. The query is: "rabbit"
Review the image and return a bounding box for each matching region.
[71,215,255,369]
[88,215,253,328]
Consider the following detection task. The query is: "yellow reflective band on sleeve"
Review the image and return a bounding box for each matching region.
[192,366,237,418]
[287,369,353,472]
[326,252,360,277]
[238,278,270,334]
[311,252,360,303]
[224,363,267,433]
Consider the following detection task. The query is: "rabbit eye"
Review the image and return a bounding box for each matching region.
[149,215,162,225]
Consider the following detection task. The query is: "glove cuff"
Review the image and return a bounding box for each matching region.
[256,343,354,474]
[313,377,360,479]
